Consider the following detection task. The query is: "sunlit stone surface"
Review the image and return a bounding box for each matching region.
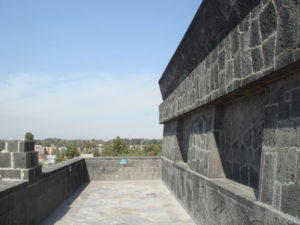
[42,180,195,225]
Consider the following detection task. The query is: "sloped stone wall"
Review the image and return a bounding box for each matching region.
[159,0,300,123]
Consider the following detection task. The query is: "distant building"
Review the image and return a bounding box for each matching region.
[46,155,56,164]
[35,145,46,155]
[45,146,58,155]
[80,153,93,158]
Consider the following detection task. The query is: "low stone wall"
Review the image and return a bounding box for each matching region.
[162,157,300,225]
[85,157,162,180]
[0,158,89,225]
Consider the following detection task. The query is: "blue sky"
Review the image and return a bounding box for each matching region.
[0,0,201,139]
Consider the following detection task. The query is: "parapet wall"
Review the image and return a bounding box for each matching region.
[0,158,89,225]
[85,157,161,180]
[159,0,300,224]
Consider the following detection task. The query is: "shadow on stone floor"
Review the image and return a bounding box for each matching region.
[41,182,89,225]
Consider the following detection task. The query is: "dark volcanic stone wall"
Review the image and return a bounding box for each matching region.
[0,158,89,225]
[159,0,300,123]
[159,0,300,224]
[223,92,264,189]
[159,0,261,100]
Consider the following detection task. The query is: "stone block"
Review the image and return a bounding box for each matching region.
[241,50,252,78]
[240,165,249,186]
[225,60,234,85]
[6,141,19,152]
[22,166,42,181]
[0,169,21,180]
[277,148,296,183]
[275,50,295,70]
[278,102,290,120]
[272,182,282,210]
[231,28,239,55]
[249,167,259,190]
[260,153,277,204]
[262,36,275,68]
[276,127,297,148]
[239,15,250,32]
[281,183,300,218]
[6,140,35,152]
[249,19,261,47]
[0,141,5,151]
[13,152,38,169]
[233,51,241,78]
[291,88,300,118]
[276,6,298,56]
[232,162,240,181]
[251,47,263,73]
[259,1,277,41]
[0,153,11,168]
[23,141,35,152]
[218,49,225,71]
[296,151,300,185]
[264,105,277,128]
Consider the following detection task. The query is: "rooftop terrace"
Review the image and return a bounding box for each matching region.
[42,180,195,225]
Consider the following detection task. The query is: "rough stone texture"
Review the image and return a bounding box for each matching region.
[159,0,261,100]
[6,141,19,153]
[281,183,300,218]
[0,169,21,180]
[258,72,300,218]
[160,70,300,223]
[0,153,11,168]
[85,157,162,180]
[13,152,38,169]
[6,140,35,153]
[223,92,264,189]
[161,158,300,225]
[0,140,41,182]
[0,141,5,151]
[159,0,300,123]
[159,0,300,223]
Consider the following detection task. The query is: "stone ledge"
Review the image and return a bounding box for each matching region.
[162,156,256,209]
[162,157,300,224]
[0,180,27,199]
[87,156,162,160]
[42,157,84,174]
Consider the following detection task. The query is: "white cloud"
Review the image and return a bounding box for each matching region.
[0,73,163,139]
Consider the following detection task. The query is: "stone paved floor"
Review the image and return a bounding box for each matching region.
[41,180,196,225]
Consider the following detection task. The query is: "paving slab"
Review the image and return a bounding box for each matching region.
[41,180,196,225]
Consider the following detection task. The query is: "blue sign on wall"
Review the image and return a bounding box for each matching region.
[120,159,128,164]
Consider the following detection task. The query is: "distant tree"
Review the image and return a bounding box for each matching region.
[93,149,100,157]
[144,144,162,156]
[55,150,66,163]
[25,132,34,141]
[102,144,114,157]
[102,136,129,156]
[54,146,79,163]
[65,146,79,159]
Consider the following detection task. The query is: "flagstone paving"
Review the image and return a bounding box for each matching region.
[42,180,196,225]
